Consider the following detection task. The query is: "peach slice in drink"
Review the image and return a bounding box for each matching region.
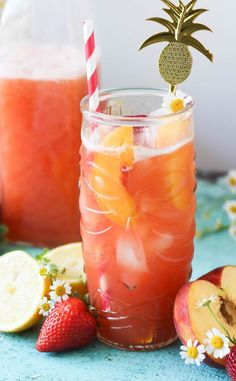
[156,116,193,150]
[156,116,195,210]
[126,142,195,217]
[90,126,137,226]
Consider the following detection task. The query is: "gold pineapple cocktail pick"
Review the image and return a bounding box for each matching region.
[140,0,213,94]
[0,0,5,10]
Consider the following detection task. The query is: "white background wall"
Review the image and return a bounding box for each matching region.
[91,0,236,171]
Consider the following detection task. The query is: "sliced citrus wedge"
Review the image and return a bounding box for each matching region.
[46,243,87,296]
[91,126,137,226]
[0,250,50,332]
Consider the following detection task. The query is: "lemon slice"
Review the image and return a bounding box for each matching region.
[0,250,50,332]
[46,243,87,296]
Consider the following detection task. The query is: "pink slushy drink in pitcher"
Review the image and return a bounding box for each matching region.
[0,0,93,246]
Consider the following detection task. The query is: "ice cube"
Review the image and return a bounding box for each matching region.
[134,125,157,148]
[116,231,148,273]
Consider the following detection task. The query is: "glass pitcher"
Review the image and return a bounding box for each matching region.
[0,0,92,246]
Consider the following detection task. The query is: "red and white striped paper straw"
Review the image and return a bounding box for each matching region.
[83,19,99,112]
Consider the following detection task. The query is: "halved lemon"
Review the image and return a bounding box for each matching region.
[0,250,50,332]
[45,243,87,296]
[91,126,137,226]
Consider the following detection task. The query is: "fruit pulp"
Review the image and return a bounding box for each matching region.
[80,124,196,350]
[0,77,87,246]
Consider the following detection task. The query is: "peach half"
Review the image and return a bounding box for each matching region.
[174,266,236,367]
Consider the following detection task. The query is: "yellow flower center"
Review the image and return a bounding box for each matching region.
[7,286,17,294]
[187,346,198,359]
[229,177,236,186]
[39,268,47,276]
[211,336,224,349]
[42,303,50,312]
[230,206,236,214]
[170,99,185,113]
[55,285,66,297]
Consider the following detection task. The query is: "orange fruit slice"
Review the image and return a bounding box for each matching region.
[91,126,137,226]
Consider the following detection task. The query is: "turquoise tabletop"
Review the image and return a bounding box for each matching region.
[0,180,235,381]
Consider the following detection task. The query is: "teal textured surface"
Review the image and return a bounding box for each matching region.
[0,180,235,381]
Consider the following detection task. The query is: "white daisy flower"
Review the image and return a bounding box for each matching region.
[161,90,192,114]
[229,224,236,242]
[39,297,55,317]
[195,295,218,308]
[49,280,72,302]
[39,263,51,278]
[204,328,230,359]
[150,91,192,116]
[180,339,206,366]
[210,295,218,303]
[226,170,236,194]
[224,201,236,222]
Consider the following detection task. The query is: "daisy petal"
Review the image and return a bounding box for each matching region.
[224,347,230,356]
[187,339,192,347]
[198,345,206,353]
[198,354,206,361]
[212,328,220,336]
[206,344,214,354]
[185,358,192,365]
[206,330,214,339]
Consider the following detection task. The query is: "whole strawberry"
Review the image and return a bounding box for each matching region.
[226,346,236,381]
[36,297,97,352]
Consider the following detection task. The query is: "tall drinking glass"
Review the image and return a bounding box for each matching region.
[80,88,196,350]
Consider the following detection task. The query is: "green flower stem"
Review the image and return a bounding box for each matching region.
[196,223,230,239]
[207,304,235,345]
